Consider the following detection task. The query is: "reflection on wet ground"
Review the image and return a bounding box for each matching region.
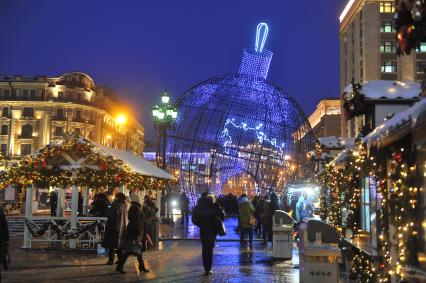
[161,215,248,240]
[4,217,300,282]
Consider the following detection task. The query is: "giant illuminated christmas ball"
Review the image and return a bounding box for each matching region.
[166,23,315,198]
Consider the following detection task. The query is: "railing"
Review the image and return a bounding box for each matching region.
[24,216,107,249]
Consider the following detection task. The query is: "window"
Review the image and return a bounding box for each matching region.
[380,41,396,53]
[361,177,371,232]
[22,90,29,100]
[380,21,395,33]
[75,110,81,121]
[417,61,426,73]
[20,144,32,156]
[21,124,33,138]
[381,61,397,73]
[2,107,9,117]
[1,125,8,135]
[55,126,63,137]
[74,128,81,136]
[0,144,6,155]
[416,42,426,52]
[56,109,64,119]
[30,89,36,99]
[58,92,65,101]
[380,2,395,13]
[3,89,10,99]
[77,93,82,103]
[22,107,34,117]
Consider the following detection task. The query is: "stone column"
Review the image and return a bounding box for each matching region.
[9,109,21,156]
[82,187,89,215]
[95,115,102,144]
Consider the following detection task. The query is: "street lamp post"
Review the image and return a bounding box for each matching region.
[152,91,177,169]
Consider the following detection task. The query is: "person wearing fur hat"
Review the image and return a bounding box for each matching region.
[116,191,150,274]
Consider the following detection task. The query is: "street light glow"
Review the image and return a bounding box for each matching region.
[116,114,127,125]
[161,91,170,104]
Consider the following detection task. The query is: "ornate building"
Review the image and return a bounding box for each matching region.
[0,72,144,163]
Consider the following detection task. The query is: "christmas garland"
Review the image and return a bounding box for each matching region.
[0,138,173,192]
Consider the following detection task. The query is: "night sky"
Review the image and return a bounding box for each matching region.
[0,0,347,143]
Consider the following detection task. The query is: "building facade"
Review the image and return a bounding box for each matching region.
[0,72,144,162]
[308,98,341,139]
[339,0,426,137]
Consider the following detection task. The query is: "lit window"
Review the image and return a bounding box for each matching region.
[416,42,426,52]
[380,21,395,33]
[380,2,395,13]
[381,61,397,73]
[361,177,371,232]
[380,41,396,53]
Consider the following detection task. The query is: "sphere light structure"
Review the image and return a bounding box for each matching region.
[166,23,315,200]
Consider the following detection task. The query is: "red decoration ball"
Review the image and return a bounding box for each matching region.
[394,152,403,163]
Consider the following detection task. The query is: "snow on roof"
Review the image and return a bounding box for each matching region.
[363,98,426,148]
[343,80,422,100]
[318,136,355,149]
[330,148,352,166]
[95,143,172,179]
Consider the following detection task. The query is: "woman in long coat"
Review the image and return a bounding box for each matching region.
[102,192,127,265]
[116,192,149,274]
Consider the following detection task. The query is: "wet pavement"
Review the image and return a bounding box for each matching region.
[160,216,245,241]
[3,216,300,282]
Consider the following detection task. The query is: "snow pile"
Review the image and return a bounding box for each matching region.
[343,80,422,100]
[318,136,355,149]
[363,98,426,148]
[330,148,352,166]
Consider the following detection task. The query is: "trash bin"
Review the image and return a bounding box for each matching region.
[298,219,341,283]
[301,243,340,283]
[272,224,293,259]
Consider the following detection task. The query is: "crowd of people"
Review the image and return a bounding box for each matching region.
[94,188,158,274]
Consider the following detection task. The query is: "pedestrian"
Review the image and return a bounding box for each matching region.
[90,190,113,217]
[192,192,225,276]
[254,196,266,236]
[297,192,314,221]
[143,195,159,249]
[266,192,280,242]
[102,192,127,265]
[0,205,9,281]
[179,192,190,224]
[116,191,150,274]
[49,190,57,216]
[238,194,255,246]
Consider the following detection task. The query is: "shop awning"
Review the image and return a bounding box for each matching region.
[94,143,172,180]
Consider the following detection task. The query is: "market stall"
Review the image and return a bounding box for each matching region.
[1,136,172,249]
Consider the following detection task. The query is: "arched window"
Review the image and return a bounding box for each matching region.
[21,124,33,138]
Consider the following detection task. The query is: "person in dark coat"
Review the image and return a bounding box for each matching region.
[266,192,280,242]
[179,192,190,224]
[90,191,113,217]
[49,191,58,216]
[143,195,159,248]
[116,192,150,274]
[0,206,9,281]
[192,193,225,276]
[102,192,127,265]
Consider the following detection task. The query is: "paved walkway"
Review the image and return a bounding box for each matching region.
[4,238,299,282]
[161,216,244,240]
[3,216,300,282]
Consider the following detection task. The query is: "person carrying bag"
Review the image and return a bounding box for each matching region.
[116,191,150,274]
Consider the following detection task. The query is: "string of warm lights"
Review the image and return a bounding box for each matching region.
[318,140,421,281]
[0,138,174,194]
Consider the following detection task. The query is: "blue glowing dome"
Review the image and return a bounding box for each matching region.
[166,23,315,197]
